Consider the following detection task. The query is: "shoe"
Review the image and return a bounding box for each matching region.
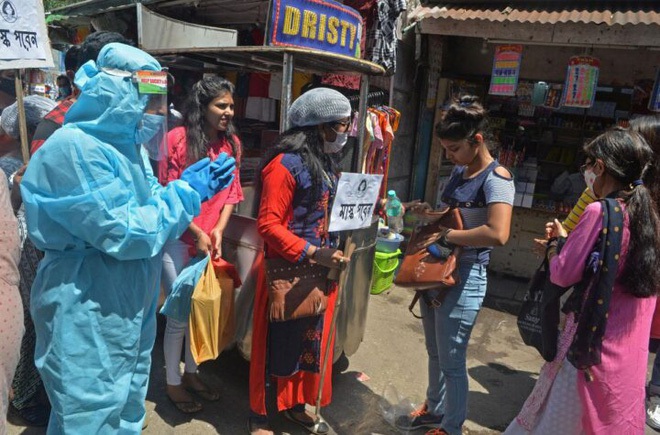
[425,429,449,435]
[647,393,660,430]
[167,394,203,414]
[395,403,443,430]
[282,409,330,435]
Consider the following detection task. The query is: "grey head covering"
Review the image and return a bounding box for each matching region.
[288,87,351,128]
[1,95,56,139]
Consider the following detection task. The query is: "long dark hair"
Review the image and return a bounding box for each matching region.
[630,115,660,207]
[583,128,660,298]
[436,95,498,155]
[254,126,336,208]
[182,76,239,165]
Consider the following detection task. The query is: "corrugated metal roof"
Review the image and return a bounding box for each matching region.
[408,3,660,26]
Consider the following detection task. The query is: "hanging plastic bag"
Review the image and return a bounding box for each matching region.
[160,255,210,323]
[213,257,242,351]
[189,257,222,365]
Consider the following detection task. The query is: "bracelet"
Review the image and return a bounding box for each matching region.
[440,229,453,246]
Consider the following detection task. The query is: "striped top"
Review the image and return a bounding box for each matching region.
[561,188,598,233]
[441,161,515,265]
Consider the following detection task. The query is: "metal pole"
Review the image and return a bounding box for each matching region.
[14,70,29,163]
[279,52,293,133]
[354,75,369,173]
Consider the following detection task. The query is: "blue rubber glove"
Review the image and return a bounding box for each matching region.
[209,153,236,192]
[181,157,214,201]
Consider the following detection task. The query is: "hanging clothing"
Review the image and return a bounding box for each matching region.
[249,153,338,416]
[366,0,407,73]
[20,44,201,434]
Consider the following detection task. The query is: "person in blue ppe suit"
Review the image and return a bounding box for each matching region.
[19,43,235,434]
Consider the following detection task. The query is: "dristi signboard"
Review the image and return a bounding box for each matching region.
[268,0,362,58]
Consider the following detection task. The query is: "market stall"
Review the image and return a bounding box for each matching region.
[43,0,409,361]
[407,2,660,278]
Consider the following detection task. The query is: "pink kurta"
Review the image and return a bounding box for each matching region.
[507,202,656,434]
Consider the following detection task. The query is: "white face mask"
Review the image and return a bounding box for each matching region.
[584,168,597,192]
[323,130,349,154]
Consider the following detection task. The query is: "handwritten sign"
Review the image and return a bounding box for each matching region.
[0,0,52,69]
[561,56,600,108]
[328,173,383,232]
[268,0,362,58]
[488,45,523,96]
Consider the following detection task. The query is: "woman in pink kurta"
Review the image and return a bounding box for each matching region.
[505,128,660,434]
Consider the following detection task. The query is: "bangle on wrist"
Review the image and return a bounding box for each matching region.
[441,229,453,245]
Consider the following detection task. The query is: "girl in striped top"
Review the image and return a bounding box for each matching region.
[397,96,514,435]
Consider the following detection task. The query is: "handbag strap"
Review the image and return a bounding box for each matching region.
[408,290,446,318]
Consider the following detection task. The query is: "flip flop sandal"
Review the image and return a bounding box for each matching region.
[181,377,221,401]
[282,409,330,435]
[167,395,203,414]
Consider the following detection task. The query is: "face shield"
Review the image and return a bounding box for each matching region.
[133,71,168,161]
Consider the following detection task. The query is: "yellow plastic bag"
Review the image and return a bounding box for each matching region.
[189,258,222,365]
[216,269,236,352]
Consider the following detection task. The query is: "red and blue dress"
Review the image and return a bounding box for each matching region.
[250,152,338,416]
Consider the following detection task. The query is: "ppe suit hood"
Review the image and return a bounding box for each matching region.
[65,43,161,156]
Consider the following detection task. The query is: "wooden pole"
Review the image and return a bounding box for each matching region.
[14,70,30,163]
[315,237,356,416]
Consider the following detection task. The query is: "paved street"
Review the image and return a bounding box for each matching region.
[8,274,658,434]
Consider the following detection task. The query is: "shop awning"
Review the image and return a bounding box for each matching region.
[409,2,660,47]
[409,2,660,26]
[151,46,386,76]
[52,0,271,26]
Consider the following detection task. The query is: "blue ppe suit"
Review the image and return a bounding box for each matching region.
[20,43,201,434]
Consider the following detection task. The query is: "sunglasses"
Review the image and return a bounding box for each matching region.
[580,159,595,175]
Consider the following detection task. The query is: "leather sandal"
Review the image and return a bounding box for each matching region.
[282,409,330,435]
[167,395,203,414]
[181,375,221,401]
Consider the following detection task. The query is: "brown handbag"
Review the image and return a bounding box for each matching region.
[265,257,330,322]
[394,207,464,290]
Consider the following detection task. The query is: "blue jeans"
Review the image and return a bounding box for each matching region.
[420,263,487,435]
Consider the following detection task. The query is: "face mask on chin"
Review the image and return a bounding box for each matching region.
[323,129,349,154]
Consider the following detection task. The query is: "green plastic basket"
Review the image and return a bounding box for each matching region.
[370,249,401,295]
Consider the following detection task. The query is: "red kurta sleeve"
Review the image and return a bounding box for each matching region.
[257,155,308,263]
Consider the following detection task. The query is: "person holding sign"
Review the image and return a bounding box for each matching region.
[19,43,235,433]
[248,88,351,435]
[398,96,514,435]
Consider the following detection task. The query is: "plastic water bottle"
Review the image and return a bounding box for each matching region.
[385,190,403,234]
